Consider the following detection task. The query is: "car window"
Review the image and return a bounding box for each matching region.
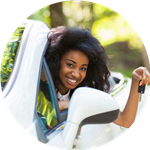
[1,26,25,90]
[36,64,59,134]
[108,76,117,93]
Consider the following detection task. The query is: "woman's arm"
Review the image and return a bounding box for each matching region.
[114,67,150,128]
[58,101,70,111]
[113,78,139,128]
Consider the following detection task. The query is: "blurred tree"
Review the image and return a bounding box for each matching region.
[91,3,149,76]
[104,41,143,77]
[90,3,94,30]
[62,1,94,29]
[27,1,149,77]
[141,47,150,72]
[50,2,67,28]
[28,5,51,27]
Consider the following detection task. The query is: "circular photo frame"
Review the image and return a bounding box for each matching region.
[0,1,150,150]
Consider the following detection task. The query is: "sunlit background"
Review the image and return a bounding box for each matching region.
[28,1,149,78]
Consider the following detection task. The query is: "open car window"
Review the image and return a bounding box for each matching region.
[37,62,61,134]
[36,58,69,136]
[109,72,128,96]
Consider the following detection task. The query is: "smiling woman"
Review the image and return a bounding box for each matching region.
[1,18,150,150]
[44,25,150,129]
[59,50,89,95]
[45,26,111,101]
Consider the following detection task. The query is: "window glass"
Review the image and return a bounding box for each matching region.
[1,26,25,90]
[37,65,58,134]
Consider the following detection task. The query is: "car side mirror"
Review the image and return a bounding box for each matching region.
[61,87,120,149]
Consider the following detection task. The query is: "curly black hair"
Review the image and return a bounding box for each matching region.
[45,26,110,97]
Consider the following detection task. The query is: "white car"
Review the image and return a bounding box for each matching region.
[1,20,149,149]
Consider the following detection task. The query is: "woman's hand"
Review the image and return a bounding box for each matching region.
[58,101,70,111]
[114,66,150,128]
[132,67,150,85]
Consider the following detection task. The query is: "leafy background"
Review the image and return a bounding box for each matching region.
[28,1,149,77]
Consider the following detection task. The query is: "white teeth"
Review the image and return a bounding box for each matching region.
[68,78,77,83]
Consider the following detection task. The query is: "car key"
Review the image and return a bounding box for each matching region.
[138,80,146,102]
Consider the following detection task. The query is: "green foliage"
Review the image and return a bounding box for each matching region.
[62,1,93,29]
[93,4,117,19]
[92,3,143,50]
[28,5,51,28]
[111,66,135,79]
[0,27,24,89]
[5,1,145,82]
[27,1,144,52]
[104,41,143,78]
[37,90,57,127]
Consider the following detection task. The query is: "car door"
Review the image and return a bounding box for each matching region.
[3,19,147,150]
[2,19,69,144]
[36,58,68,133]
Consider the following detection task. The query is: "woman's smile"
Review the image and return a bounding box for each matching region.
[66,77,78,85]
[59,50,89,95]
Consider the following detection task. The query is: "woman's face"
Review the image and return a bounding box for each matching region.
[59,50,89,95]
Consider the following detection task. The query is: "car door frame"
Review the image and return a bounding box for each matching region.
[34,36,70,142]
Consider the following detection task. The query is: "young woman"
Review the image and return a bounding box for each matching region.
[45,26,150,128]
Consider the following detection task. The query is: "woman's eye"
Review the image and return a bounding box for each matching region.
[81,68,87,71]
[67,63,73,67]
